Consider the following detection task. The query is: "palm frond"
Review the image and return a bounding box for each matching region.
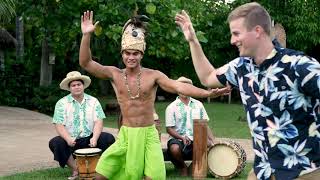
[0,0,16,24]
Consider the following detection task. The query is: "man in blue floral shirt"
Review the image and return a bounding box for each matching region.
[176,2,320,180]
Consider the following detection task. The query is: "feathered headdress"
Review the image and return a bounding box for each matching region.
[121,15,149,53]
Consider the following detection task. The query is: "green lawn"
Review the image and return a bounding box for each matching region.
[103,101,250,139]
[0,163,253,180]
[0,100,251,179]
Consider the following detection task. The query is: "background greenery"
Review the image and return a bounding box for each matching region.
[1,0,320,114]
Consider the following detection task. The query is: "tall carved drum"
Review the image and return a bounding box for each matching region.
[192,119,208,179]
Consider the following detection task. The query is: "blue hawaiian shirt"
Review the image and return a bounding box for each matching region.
[216,46,320,180]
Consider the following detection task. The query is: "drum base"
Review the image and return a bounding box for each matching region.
[193,175,207,180]
[74,148,102,180]
[78,174,96,180]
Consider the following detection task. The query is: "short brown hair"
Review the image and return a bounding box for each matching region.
[228,2,271,36]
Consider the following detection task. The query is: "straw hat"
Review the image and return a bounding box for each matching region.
[177,76,193,84]
[271,23,286,48]
[59,71,91,91]
[121,16,149,53]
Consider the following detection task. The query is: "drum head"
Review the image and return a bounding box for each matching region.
[74,148,101,156]
[208,143,239,177]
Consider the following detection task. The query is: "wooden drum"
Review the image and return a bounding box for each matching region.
[207,141,246,179]
[74,148,102,179]
[192,119,208,179]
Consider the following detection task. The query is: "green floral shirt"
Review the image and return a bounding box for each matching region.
[165,97,209,141]
[52,93,106,138]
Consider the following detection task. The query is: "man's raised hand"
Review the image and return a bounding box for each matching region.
[81,10,99,35]
[175,10,196,42]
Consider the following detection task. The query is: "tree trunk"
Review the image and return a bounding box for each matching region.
[0,50,4,72]
[15,16,24,63]
[40,37,52,86]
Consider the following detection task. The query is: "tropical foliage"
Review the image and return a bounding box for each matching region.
[0,0,16,25]
[1,0,320,113]
[10,0,320,81]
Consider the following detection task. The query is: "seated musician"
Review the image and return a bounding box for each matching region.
[48,71,115,180]
[165,76,215,176]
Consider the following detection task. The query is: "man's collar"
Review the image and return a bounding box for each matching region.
[265,48,277,60]
[176,96,194,106]
[67,93,89,103]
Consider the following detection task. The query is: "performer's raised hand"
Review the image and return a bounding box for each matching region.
[175,10,196,42]
[81,10,99,35]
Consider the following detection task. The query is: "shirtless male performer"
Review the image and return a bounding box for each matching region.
[79,11,230,180]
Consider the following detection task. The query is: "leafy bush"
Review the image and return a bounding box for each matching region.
[0,64,34,108]
[31,84,68,115]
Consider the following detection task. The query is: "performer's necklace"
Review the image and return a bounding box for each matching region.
[123,68,142,100]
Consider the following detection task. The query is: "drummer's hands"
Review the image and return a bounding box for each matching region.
[207,139,214,147]
[81,10,99,35]
[67,137,76,147]
[89,137,98,147]
[182,136,191,146]
[175,10,196,42]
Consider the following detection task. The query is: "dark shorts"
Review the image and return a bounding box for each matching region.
[167,138,193,160]
[49,132,115,167]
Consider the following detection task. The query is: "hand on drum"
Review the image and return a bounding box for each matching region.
[67,137,76,147]
[89,137,98,147]
[182,136,191,146]
[207,139,214,147]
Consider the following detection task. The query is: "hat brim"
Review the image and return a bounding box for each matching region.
[177,77,193,84]
[59,76,91,91]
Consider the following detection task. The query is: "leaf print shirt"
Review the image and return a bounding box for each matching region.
[216,46,320,180]
[52,93,106,139]
[165,96,209,141]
